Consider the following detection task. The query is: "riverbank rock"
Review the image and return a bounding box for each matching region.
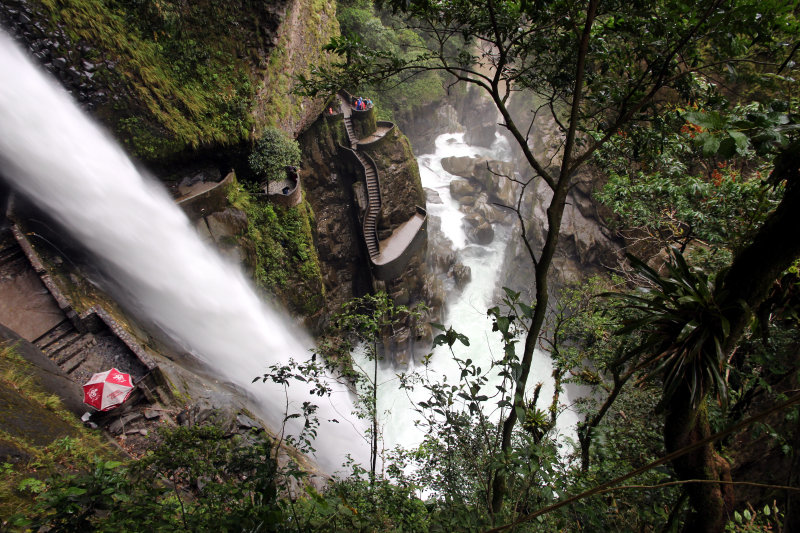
[449,178,478,200]
[471,221,495,245]
[442,155,477,177]
[452,263,471,289]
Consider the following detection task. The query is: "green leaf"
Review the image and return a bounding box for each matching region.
[728,130,749,154]
[717,136,737,158]
[700,134,721,156]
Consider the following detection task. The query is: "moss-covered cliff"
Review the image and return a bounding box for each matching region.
[227,181,326,317]
[0,0,337,167]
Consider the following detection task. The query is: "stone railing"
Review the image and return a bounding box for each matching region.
[176,172,235,219]
[338,89,376,139]
[357,121,396,148]
[371,206,427,281]
[266,170,302,207]
[10,224,157,371]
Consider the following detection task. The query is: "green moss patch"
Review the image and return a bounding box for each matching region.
[228,184,326,316]
[0,343,120,522]
[34,0,260,161]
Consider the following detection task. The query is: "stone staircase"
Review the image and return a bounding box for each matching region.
[33,319,97,376]
[339,94,381,258]
[353,151,380,257]
[343,114,357,149]
[0,231,24,270]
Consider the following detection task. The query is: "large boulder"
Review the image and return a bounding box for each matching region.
[472,194,509,224]
[452,263,472,289]
[473,160,518,206]
[449,178,479,200]
[442,156,478,178]
[465,124,497,148]
[467,220,495,245]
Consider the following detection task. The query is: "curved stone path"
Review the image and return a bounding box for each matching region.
[339,93,381,258]
[337,93,427,279]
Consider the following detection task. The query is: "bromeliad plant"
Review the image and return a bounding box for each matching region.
[608,249,731,410]
[606,248,736,531]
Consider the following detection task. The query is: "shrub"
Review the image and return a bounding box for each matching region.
[248,128,302,182]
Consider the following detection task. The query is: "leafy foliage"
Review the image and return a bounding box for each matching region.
[248,128,302,183]
[608,250,732,408]
[227,183,325,315]
[594,104,784,260]
[21,426,286,532]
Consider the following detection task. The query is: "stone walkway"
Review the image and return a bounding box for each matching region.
[336,92,427,279]
[359,125,392,145]
[373,210,427,266]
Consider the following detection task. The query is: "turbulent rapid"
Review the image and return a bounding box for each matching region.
[357,133,578,454]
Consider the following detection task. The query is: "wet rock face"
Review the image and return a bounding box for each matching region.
[449,178,478,200]
[458,87,500,149]
[0,0,115,112]
[442,156,477,178]
[452,263,472,289]
[395,102,463,156]
[499,168,624,300]
[470,221,495,245]
[441,155,519,246]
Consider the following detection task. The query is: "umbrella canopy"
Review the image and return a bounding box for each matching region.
[83,368,135,411]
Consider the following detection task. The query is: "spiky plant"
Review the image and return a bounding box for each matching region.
[607,249,731,409]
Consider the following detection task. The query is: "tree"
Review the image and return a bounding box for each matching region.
[248,127,301,182]
[301,0,799,516]
[327,292,425,481]
[605,139,800,531]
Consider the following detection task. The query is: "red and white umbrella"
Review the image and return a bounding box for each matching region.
[83,368,135,411]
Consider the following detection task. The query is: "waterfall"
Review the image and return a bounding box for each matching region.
[359,133,579,453]
[0,30,366,472]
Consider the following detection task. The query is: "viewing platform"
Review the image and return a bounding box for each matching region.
[371,206,428,281]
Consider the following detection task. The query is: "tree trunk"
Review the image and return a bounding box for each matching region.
[665,391,733,533]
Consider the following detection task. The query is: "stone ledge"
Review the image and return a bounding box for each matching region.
[11,223,157,372]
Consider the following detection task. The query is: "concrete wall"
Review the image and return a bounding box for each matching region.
[177,172,235,219]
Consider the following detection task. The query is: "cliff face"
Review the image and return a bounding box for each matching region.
[0,0,337,168]
[298,114,373,316]
[0,0,289,164]
[298,113,441,347]
[252,0,339,137]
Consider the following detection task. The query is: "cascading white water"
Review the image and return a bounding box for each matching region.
[359,133,579,454]
[0,30,366,472]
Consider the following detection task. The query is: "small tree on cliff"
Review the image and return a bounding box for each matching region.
[248,127,301,182]
[300,0,800,521]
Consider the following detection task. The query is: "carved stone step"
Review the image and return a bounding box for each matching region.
[62,352,89,375]
[53,333,96,366]
[33,320,76,351]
